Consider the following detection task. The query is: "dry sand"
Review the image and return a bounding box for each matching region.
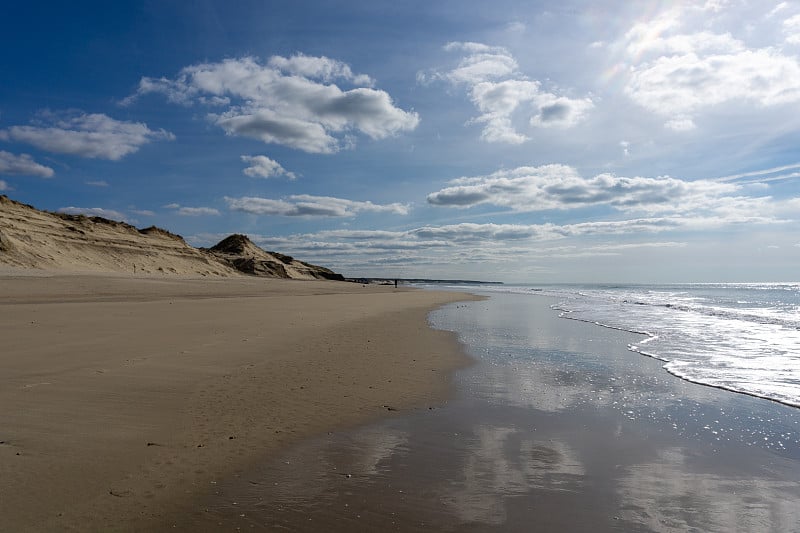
[0,273,476,532]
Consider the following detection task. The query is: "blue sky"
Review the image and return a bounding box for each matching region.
[2,0,800,282]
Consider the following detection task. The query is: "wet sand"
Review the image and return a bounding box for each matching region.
[0,274,477,532]
[184,292,800,532]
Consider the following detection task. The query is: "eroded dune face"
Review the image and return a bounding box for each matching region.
[0,195,342,280]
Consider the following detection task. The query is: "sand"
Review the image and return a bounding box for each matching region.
[0,273,476,532]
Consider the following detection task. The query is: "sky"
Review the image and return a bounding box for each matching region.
[2,0,800,283]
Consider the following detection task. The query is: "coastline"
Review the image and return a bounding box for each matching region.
[0,274,478,531]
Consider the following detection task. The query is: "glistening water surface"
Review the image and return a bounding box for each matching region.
[185,293,800,532]
[486,283,800,408]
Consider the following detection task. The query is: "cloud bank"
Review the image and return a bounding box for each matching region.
[427,165,740,214]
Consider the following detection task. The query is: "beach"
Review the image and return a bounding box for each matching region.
[5,276,800,532]
[0,273,476,532]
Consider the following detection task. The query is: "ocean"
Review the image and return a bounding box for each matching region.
[429,282,800,409]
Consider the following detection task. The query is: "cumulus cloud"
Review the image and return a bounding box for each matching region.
[124,55,419,153]
[241,155,296,179]
[0,180,11,191]
[57,206,128,221]
[620,6,800,129]
[225,194,410,217]
[422,42,593,143]
[0,111,174,160]
[0,150,54,177]
[427,164,739,213]
[165,203,220,216]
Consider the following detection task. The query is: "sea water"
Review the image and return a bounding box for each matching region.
[424,282,800,409]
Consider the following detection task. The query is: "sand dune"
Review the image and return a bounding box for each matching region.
[0,195,341,280]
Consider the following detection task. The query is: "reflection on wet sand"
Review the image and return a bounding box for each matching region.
[442,425,584,525]
[185,293,800,531]
[199,426,410,524]
[618,447,800,532]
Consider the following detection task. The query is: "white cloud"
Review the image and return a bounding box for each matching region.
[85,180,109,187]
[241,155,296,179]
[57,206,128,221]
[441,42,518,84]
[427,164,740,214]
[785,14,800,44]
[165,203,220,216]
[0,112,174,160]
[224,194,410,217]
[621,7,800,128]
[426,42,593,143]
[0,150,55,177]
[768,2,789,19]
[125,55,418,154]
[0,179,11,191]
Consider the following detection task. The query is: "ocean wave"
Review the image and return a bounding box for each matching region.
[539,284,800,409]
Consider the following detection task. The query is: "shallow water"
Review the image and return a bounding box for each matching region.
[184,293,800,532]
[477,283,800,408]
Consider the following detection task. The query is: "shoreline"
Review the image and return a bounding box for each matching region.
[0,274,478,531]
